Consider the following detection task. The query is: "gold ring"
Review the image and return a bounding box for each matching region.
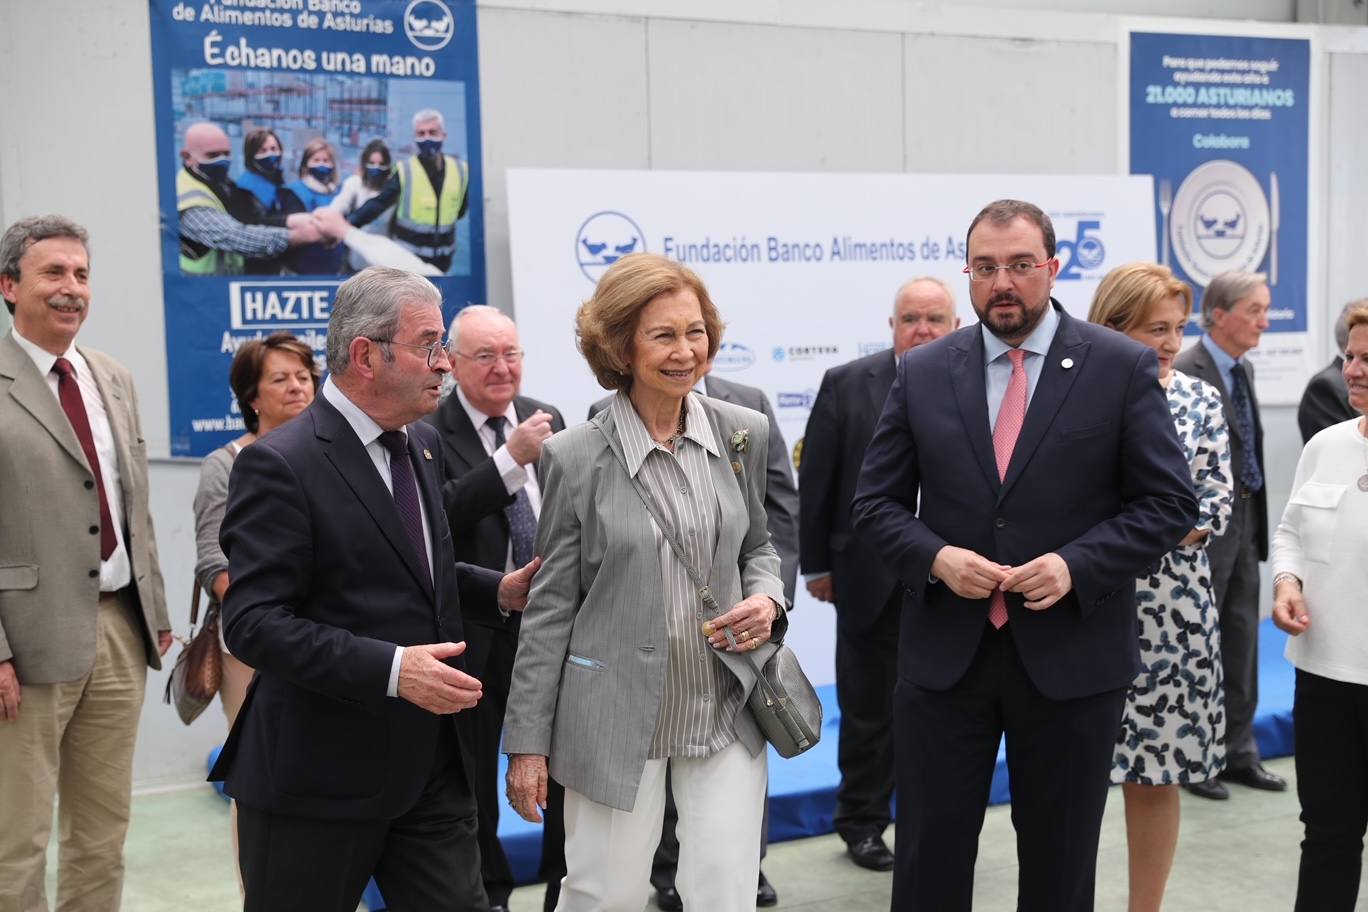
[740,629,751,642]
[750,638,759,651]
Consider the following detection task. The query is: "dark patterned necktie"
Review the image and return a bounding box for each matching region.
[52,358,116,560]
[1228,363,1264,492]
[378,430,431,583]
[488,416,538,568]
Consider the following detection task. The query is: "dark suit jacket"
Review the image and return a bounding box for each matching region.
[209,394,503,820]
[425,392,564,678]
[1297,356,1355,443]
[798,349,899,631]
[852,305,1197,700]
[1173,338,1268,561]
[587,377,800,603]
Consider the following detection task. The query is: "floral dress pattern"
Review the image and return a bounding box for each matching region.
[1112,369,1233,786]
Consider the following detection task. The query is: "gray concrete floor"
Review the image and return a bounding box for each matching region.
[69,756,1364,910]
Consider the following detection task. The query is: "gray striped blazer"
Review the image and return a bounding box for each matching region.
[503,394,788,811]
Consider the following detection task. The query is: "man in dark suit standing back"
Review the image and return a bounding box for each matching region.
[853,200,1197,911]
[797,276,959,871]
[211,267,538,912]
[428,305,566,912]
[1174,271,1286,799]
[1298,300,1360,442]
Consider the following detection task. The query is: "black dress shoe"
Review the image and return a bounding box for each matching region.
[757,869,778,907]
[489,906,511,912]
[847,834,895,871]
[1184,778,1230,800]
[1223,763,1288,792]
[655,885,683,912]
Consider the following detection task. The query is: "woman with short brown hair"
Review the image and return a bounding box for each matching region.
[192,331,318,884]
[505,253,785,912]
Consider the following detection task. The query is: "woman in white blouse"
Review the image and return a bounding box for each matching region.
[1271,303,1368,911]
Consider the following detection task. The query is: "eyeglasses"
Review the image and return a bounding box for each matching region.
[370,337,454,369]
[963,260,1051,282]
[455,350,525,368]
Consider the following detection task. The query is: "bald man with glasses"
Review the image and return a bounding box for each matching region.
[427,305,567,912]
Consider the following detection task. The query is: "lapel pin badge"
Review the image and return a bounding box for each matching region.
[423,448,433,460]
[731,460,743,475]
[1061,358,1075,370]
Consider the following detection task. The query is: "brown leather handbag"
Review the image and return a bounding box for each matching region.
[163,581,222,725]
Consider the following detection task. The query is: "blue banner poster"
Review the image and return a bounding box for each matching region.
[149,0,485,456]
[1129,32,1309,343]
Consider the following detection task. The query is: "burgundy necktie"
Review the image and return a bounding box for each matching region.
[51,357,117,561]
[378,430,431,584]
[988,348,1028,629]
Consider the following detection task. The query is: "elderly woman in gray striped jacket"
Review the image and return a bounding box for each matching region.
[504,253,788,912]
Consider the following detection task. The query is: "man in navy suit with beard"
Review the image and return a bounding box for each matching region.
[853,200,1196,911]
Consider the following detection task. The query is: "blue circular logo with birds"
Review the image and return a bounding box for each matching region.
[405,0,455,52]
[1169,159,1270,286]
[1192,188,1249,259]
[576,212,646,282]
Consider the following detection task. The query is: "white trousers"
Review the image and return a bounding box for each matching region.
[556,739,768,912]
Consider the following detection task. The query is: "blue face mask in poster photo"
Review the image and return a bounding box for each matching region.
[148,0,486,456]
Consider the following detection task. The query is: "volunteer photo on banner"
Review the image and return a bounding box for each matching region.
[149,0,485,456]
[1128,29,1314,404]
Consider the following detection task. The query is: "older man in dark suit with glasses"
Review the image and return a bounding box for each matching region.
[429,305,566,912]
[799,276,959,873]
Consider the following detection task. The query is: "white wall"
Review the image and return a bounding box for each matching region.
[0,0,1359,789]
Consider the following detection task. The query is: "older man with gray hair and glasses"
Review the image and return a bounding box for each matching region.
[1298,300,1363,442]
[427,304,567,912]
[210,266,540,911]
[1174,270,1284,801]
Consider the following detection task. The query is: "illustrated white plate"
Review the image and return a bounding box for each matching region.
[1169,159,1269,287]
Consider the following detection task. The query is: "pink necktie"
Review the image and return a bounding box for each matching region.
[988,348,1027,629]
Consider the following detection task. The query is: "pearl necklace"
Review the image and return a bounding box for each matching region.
[652,405,688,448]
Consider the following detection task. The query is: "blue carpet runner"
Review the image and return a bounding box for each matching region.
[208,618,1296,906]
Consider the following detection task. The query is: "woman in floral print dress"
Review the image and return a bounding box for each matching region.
[1089,262,1233,912]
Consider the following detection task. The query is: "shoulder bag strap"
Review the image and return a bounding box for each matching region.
[191,441,240,633]
[592,422,774,688]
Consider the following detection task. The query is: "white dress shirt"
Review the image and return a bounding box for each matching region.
[982,301,1060,432]
[12,329,131,592]
[322,377,434,697]
[453,386,542,571]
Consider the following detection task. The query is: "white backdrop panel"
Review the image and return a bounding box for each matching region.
[508,168,1154,686]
